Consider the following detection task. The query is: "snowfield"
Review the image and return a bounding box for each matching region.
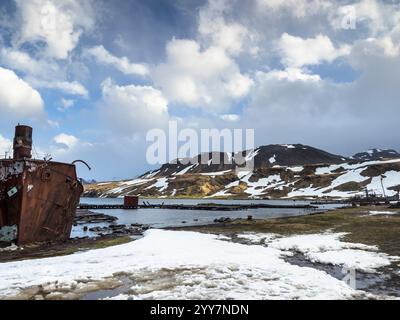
[1,230,398,300]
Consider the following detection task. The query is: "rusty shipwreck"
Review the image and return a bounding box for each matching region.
[0,125,85,245]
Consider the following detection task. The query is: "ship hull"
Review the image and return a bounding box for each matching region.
[0,160,83,245]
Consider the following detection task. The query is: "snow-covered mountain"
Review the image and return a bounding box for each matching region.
[84,144,400,199]
[352,149,400,161]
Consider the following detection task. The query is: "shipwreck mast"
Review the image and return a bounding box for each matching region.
[13,125,33,160]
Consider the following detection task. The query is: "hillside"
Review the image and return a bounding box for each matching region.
[352,149,400,161]
[83,144,400,199]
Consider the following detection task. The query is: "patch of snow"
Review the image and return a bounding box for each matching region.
[366,171,400,196]
[268,232,399,273]
[288,166,304,173]
[0,244,19,252]
[269,155,276,164]
[0,230,372,300]
[174,165,195,176]
[367,211,399,216]
[144,170,160,179]
[96,182,113,186]
[237,233,279,244]
[287,166,382,198]
[281,144,296,149]
[244,175,283,197]
[315,159,400,176]
[201,170,232,176]
[145,178,169,192]
[237,170,251,180]
[244,149,259,162]
[107,178,152,194]
[208,189,234,198]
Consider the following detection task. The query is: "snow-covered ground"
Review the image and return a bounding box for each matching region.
[1,230,398,300]
[365,211,400,217]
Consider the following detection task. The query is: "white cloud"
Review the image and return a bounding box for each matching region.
[198,0,257,56]
[99,79,169,135]
[0,134,12,155]
[47,119,60,128]
[0,67,45,118]
[220,114,240,122]
[261,67,321,82]
[53,133,79,150]
[14,0,95,59]
[278,33,351,68]
[241,31,400,153]
[153,39,253,112]
[256,0,332,18]
[0,48,89,97]
[0,47,60,77]
[59,99,75,111]
[85,45,149,76]
[27,78,89,98]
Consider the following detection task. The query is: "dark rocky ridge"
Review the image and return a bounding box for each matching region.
[352,149,400,161]
[142,144,349,178]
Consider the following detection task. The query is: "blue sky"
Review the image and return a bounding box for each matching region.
[1,0,400,181]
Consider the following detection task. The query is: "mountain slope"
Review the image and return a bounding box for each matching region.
[84,145,400,199]
[352,149,400,161]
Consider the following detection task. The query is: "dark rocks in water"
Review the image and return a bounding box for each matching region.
[214,217,232,223]
[181,221,187,224]
[110,224,126,230]
[88,227,105,233]
[247,215,253,221]
[87,223,148,237]
[83,226,88,232]
[74,210,118,224]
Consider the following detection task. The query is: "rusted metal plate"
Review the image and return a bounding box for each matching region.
[0,225,18,242]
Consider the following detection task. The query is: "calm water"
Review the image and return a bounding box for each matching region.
[71,197,344,237]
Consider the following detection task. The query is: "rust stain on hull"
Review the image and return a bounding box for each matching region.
[0,126,83,245]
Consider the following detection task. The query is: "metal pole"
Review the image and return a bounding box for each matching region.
[381,175,387,199]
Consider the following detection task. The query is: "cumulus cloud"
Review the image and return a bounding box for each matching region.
[53,133,79,151]
[198,0,258,56]
[26,78,89,98]
[13,0,95,59]
[0,134,12,155]
[256,0,332,18]
[261,68,321,82]
[243,31,400,154]
[0,47,89,97]
[85,45,149,76]
[99,79,169,135]
[0,47,60,77]
[153,39,253,112]
[278,33,351,68]
[0,67,45,119]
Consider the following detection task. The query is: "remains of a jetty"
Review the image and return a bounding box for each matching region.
[78,202,316,211]
[0,125,84,245]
